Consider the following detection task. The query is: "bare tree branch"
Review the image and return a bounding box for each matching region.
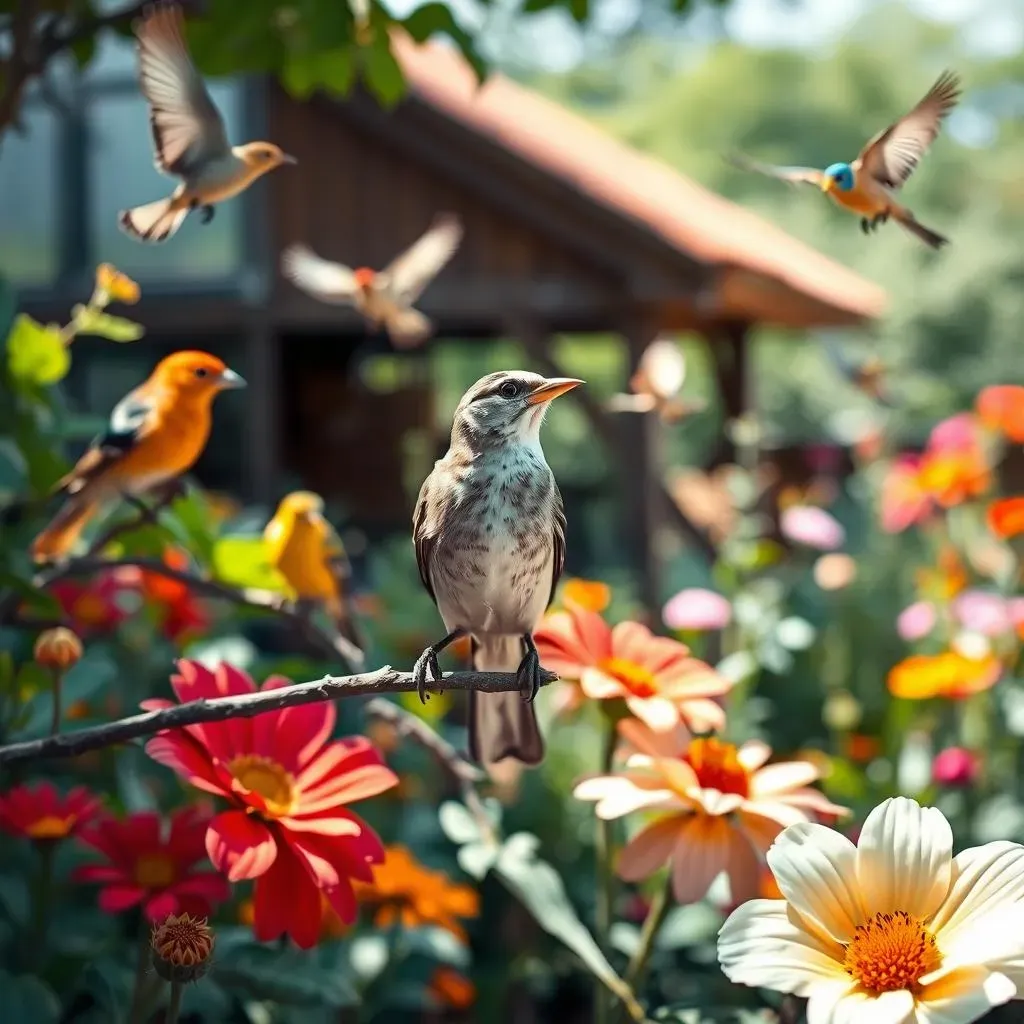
[0,667,557,766]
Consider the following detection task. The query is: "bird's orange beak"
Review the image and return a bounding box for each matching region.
[820,177,833,193]
[526,377,584,405]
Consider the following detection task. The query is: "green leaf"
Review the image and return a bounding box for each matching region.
[493,833,624,992]
[282,46,356,98]
[215,944,359,1006]
[0,971,61,1023]
[0,873,31,926]
[521,0,560,11]
[438,800,481,845]
[6,315,70,387]
[0,571,61,618]
[400,926,471,967]
[457,840,498,880]
[73,306,144,343]
[0,438,28,493]
[211,535,287,591]
[401,3,487,82]
[568,0,589,22]
[70,32,97,69]
[359,35,406,107]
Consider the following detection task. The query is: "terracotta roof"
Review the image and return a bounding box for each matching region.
[392,36,887,324]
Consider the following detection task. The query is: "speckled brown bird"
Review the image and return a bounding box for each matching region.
[411,371,583,767]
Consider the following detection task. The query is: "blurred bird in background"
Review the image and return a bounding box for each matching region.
[606,337,707,423]
[822,334,894,408]
[281,214,463,349]
[119,1,296,243]
[730,70,961,248]
[263,491,363,654]
[31,351,245,563]
[412,371,582,767]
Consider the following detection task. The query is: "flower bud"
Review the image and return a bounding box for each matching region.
[151,913,214,983]
[34,627,83,672]
[932,747,979,788]
[95,263,140,304]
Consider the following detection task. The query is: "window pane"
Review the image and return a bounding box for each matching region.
[86,83,245,281]
[0,105,59,286]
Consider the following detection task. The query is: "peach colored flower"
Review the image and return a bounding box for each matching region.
[880,455,932,534]
[561,578,611,614]
[535,607,731,732]
[780,505,845,551]
[574,719,847,904]
[663,588,732,631]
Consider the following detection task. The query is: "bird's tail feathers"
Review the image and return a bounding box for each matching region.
[31,496,102,563]
[118,198,189,244]
[893,209,948,249]
[469,636,544,767]
[384,307,432,349]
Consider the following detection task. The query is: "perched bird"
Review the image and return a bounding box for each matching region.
[119,1,296,243]
[606,337,707,423]
[31,351,245,563]
[263,491,362,651]
[411,371,583,766]
[729,71,961,248]
[281,214,463,349]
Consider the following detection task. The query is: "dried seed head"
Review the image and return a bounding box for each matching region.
[151,913,214,983]
[34,627,83,672]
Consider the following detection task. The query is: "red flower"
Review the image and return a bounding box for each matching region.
[143,661,398,949]
[118,547,211,643]
[0,782,100,841]
[50,573,131,632]
[75,807,230,920]
[977,385,1024,442]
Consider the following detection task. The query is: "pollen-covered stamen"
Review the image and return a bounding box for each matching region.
[683,737,751,797]
[228,755,296,817]
[599,657,659,698]
[843,910,942,994]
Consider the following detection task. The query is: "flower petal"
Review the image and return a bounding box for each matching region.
[617,718,690,758]
[573,776,678,820]
[627,694,679,731]
[767,822,863,943]
[617,817,683,882]
[671,814,733,903]
[752,762,822,796]
[252,839,322,949]
[580,668,625,700]
[930,905,1024,976]
[737,740,772,772]
[205,811,278,882]
[718,898,846,995]
[856,797,952,921]
[98,884,146,913]
[917,967,1017,1024]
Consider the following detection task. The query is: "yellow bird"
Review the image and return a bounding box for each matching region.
[263,492,361,650]
[119,1,296,243]
[730,71,961,248]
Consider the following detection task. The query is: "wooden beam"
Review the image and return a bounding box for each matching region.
[708,321,751,466]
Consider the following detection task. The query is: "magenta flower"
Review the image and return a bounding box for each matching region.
[932,747,979,788]
[896,601,937,642]
[779,505,845,551]
[663,589,732,631]
[928,413,981,454]
[953,590,1012,637]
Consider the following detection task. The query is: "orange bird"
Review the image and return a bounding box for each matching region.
[31,351,246,563]
[280,213,463,348]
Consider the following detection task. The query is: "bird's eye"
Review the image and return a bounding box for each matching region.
[498,380,520,399]
[194,367,209,379]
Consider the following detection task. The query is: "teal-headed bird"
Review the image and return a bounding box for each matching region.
[730,71,961,249]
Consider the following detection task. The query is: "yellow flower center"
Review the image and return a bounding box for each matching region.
[228,755,296,817]
[600,657,658,698]
[25,815,74,839]
[135,854,177,889]
[843,911,941,994]
[683,738,750,797]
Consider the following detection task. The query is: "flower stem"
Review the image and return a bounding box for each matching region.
[594,718,617,1024]
[622,874,673,994]
[50,670,63,736]
[28,840,55,970]
[165,980,183,1024]
[127,923,153,1024]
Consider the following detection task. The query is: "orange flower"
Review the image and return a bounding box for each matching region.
[535,606,731,732]
[95,263,141,305]
[561,578,611,614]
[915,545,968,602]
[354,845,479,941]
[917,450,990,507]
[844,734,881,763]
[977,385,1024,442]
[880,456,931,533]
[888,651,1002,700]
[429,967,476,1010]
[574,720,847,904]
[988,498,1024,540]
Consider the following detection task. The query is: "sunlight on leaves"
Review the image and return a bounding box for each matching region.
[72,307,144,343]
[212,536,289,591]
[6,315,69,388]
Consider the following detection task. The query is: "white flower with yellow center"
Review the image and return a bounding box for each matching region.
[718,797,1024,1024]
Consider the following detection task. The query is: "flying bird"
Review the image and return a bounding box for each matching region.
[729,71,961,248]
[606,337,707,423]
[281,214,463,349]
[411,371,583,767]
[119,1,296,243]
[31,351,245,563]
[263,491,363,653]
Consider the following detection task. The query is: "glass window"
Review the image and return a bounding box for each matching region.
[0,104,59,286]
[85,82,245,282]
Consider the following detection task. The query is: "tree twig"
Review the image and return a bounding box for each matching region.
[0,667,557,767]
[25,555,365,670]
